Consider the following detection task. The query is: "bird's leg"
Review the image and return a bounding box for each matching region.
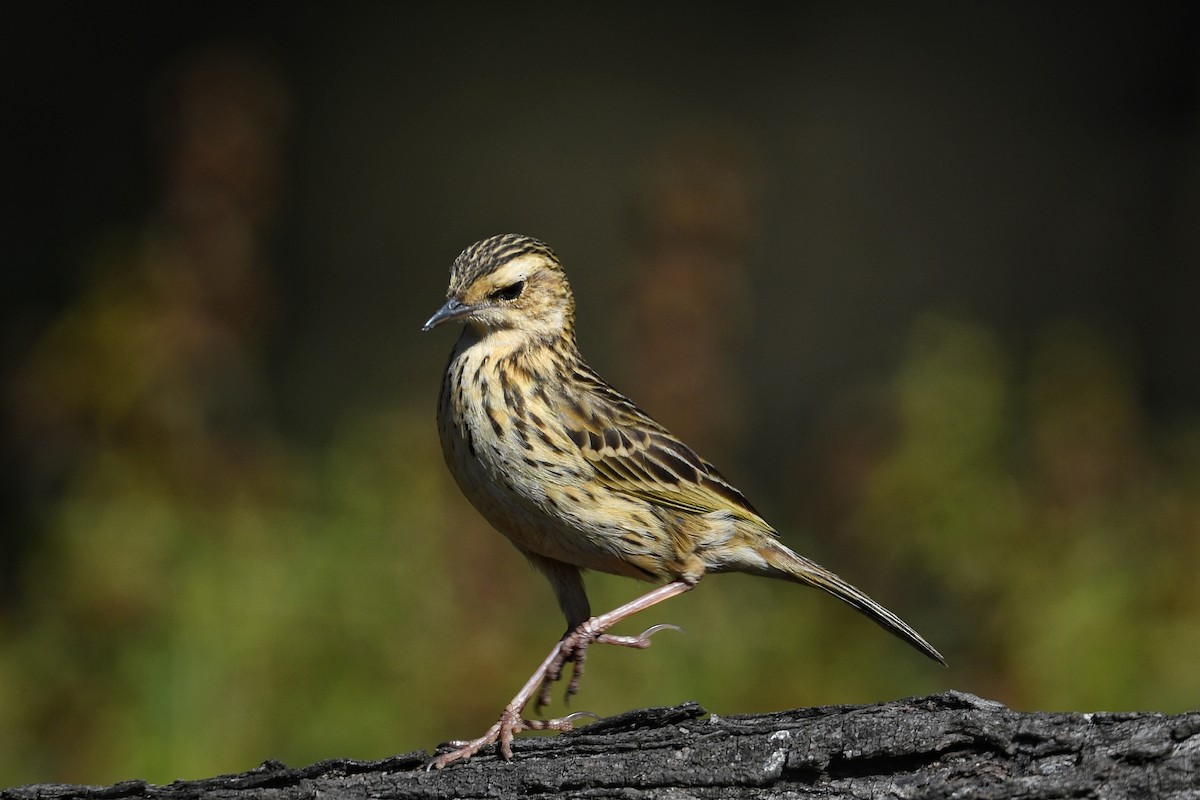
[429,580,694,769]
[427,636,599,770]
[536,580,693,710]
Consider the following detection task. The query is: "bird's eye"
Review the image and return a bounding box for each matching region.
[490,280,525,302]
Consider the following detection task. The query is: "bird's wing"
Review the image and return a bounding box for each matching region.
[556,364,766,524]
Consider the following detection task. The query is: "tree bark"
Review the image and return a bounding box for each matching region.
[4,692,1198,799]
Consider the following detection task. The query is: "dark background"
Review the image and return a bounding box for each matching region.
[10,5,1198,435]
[3,2,1198,786]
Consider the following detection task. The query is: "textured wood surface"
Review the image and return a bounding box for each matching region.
[6,692,1199,799]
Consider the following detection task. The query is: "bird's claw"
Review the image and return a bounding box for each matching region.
[524,709,600,730]
[426,708,598,770]
[601,622,684,644]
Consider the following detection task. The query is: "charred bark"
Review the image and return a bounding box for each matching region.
[5,692,1198,799]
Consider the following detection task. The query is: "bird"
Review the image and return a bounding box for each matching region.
[422,233,944,768]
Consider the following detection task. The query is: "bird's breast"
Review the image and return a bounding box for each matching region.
[439,342,579,522]
[436,339,672,578]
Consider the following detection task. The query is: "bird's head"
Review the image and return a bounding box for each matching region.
[423,234,576,344]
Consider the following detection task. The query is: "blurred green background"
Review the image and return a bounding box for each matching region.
[4,2,1200,787]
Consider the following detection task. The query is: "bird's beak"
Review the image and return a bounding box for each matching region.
[422,297,475,331]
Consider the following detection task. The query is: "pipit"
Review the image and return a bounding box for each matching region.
[422,233,944,768]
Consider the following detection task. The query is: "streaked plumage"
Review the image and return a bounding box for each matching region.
[423,233,943,768]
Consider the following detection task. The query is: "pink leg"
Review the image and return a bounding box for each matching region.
[429,580,694,769]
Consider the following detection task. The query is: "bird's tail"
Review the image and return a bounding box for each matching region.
[755,537,946,665]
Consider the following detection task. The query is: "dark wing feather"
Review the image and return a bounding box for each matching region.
[558,363,765,524]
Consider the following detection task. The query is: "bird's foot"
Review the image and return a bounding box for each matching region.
[427,708,598,770]
[536,621,681,711]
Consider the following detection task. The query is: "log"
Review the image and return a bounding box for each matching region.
[4,692,1198,799]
